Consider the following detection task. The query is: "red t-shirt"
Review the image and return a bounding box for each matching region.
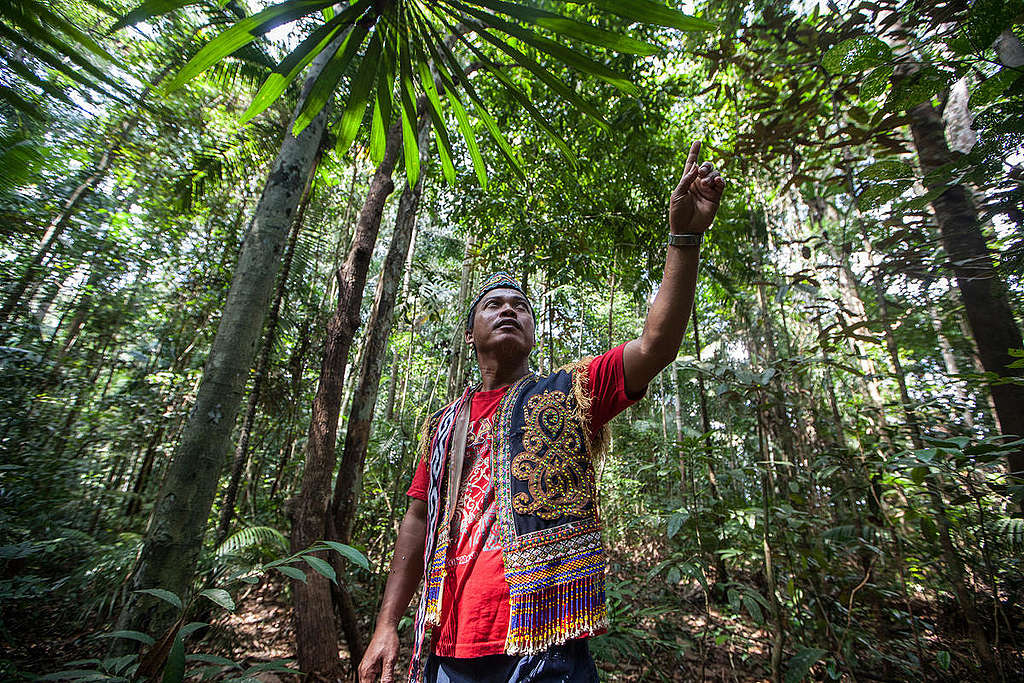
[406,343,641,657]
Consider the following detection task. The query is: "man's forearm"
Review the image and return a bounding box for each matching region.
[623,243,700,396]
[374,502,427,631]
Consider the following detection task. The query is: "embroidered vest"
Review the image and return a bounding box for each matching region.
[409,362,607,681]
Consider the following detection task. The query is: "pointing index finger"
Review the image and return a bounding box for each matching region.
[684,140,701,174]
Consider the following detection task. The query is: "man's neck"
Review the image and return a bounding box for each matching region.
[476,356,531,392]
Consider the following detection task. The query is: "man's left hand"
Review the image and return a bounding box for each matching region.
[669,141,725,235]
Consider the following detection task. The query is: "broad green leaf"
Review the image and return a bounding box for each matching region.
[0,21,118,99]
[292,20,371,136]
[10,5,122,91]
[335,28,383,157]
[588,0,715,31]
[241,2,371,124]
[398,17,420,186]
[969,68,1021,109]
[857,180,912,209]
[886,66,957,111]
[452,1,639,95]
[415,54,456,184]
[667,512,686,539]
[936,650,951,671]
[473,0,659,55]
[411,12,487,185]
[97,630,156,646]
[179,622,208,639]
[166,0,338,92]
[199,588,236,611]
[858,160,914,182]
[161,633,185,683]
[741,593,763,624]
[275,564,308,582]
[134,588,183,610]
[784,647,827,683]
[822,36,892,75]
[370,26,396,165]
[319,541,370,569]
[860,65,893,99]
[110,0,201,32]
[302,554,337,583]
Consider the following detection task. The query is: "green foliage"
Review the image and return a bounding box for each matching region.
[115,0,711,184]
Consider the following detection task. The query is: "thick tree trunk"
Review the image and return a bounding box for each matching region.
[214,154,318,547]
[289,118,406,679]
[116,42,335,640]
[333,167,425,546]
[906,95,1024,482]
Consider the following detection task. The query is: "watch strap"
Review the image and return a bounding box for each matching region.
[668,232,703,247]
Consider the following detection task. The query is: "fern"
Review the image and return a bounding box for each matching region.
[993,517,1024,550]
[215,526,287,557]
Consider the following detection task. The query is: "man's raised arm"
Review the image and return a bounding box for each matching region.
[623,141,726,397]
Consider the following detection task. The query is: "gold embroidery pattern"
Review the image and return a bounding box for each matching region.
[511,389,595,520]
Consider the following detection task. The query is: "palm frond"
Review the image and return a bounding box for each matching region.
[215,525,288,557]
[115,0,715,184]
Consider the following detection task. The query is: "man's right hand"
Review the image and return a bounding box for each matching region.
[358,626,400,683]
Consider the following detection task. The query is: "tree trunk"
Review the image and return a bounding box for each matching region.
[214,151,319,547]
[906,92,1024,482]
[333,160,425,546]
[289,117,406,679]
[116,40,335,640]
[446,231,477,400]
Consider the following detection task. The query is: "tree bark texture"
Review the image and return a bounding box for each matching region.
[117,43,335,641]
[446,231,477,400]
[907,96,1024,480]
[289,119,405,679]
[214,153,319,547]
[333,163,425,545]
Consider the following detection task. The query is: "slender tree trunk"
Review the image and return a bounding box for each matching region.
[116,40,335,640]
[925,296,974,428]
[446,231,477,400]
[214,152,319,547]
[333,160,425,546]
[125,426,165,519]
[757,399,784,683]
[289,117,406,678]
[385,229,418,421]
[906,86,1024,483]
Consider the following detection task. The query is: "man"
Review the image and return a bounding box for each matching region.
[359,141,725,682]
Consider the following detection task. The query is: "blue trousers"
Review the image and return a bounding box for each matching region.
[425,639,599,683]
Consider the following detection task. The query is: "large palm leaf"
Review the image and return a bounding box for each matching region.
[1,0,127,117]
[115,0,714,185]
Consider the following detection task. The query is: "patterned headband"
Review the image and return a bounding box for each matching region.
[465,271,532,330]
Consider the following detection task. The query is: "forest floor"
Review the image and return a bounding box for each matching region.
[3,558,1022,681]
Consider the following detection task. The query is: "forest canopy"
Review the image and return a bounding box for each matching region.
[2,0,1023,681]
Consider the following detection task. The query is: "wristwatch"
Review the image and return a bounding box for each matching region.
[668,233,702,247]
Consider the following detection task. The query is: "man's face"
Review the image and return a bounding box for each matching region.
[464,287,536,360]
